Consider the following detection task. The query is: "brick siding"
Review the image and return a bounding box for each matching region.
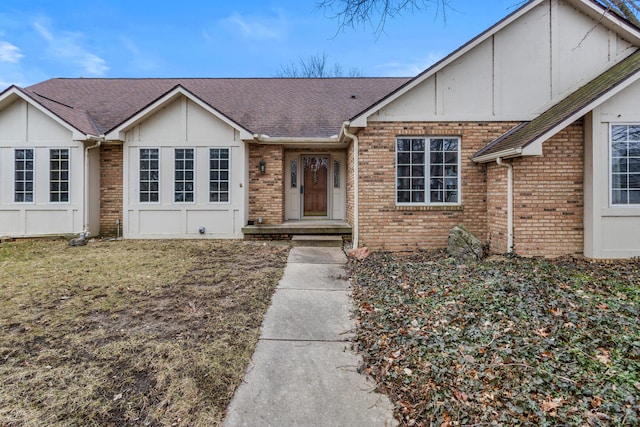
[510,121,584,257]
[356,122,517,252]
[248,143,284,224]
[99,143,123,237]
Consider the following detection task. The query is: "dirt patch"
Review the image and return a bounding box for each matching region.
[0,239,289,426]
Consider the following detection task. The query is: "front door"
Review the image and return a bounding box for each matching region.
[302,156,328,217]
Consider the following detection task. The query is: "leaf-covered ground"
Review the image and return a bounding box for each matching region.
[349,251,640,426]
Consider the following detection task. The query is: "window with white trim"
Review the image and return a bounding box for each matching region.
[15,149,34,203]
[50,149,69,203]
[140,148,159,203]
[209,148,230,203]
[611,124,640,205]
[175,148,194,202]
[396,137,460,204]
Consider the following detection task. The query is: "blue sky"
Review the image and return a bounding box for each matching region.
[0,1,520,87]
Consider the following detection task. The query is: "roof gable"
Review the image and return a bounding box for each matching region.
[473,48,640,162]
[349,0,640,127]
[0,86,98,139]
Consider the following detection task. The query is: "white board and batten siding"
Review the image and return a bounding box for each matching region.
[123,96,246,239]
[368,0,636,123]
[0,99,85,237]
[585,80,640,258]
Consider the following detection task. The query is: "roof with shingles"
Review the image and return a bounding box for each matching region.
[21,78,410,138]
[473,49,640,161]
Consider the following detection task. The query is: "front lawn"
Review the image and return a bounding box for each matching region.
[0,239,289,426]
[349,251,640,426]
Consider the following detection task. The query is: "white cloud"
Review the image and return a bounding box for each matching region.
[33,20,108,76]
[0,41,23,63]
[377,52,446,77]
[217,11,288,41]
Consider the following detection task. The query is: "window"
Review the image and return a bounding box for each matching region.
[15,149,34,202]
[50,149,69,202]
[291,159,297,188]
[334,160,340,188]
[140,148,159,202]
[175,148,194,202]
[611,125,640,205]
[396,137,460,204]
[210,148,230,202]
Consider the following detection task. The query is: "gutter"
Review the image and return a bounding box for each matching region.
[341,122,359,249]
[252,134,339,145]
[496,157,514,253]
[83,135,104,236]
[473,147,523,164]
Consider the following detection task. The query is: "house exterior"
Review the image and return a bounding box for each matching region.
[1,0,639,259]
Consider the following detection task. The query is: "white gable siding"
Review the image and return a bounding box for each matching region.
[585,80,640,258]
[0,99,84,237]
[370,0,637,123]
[123,96,246,239]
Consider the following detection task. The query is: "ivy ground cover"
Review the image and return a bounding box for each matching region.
[349,251,639,426]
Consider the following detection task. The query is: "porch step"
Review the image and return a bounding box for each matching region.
[290,235,344,247]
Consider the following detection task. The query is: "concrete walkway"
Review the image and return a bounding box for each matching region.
[223,247,398,427]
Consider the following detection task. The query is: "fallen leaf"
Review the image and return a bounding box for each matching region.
[404,368,413,376]
[590,396,602,409]
[541,397,563,414]
[535,328,550,338]
[595,348,611,365]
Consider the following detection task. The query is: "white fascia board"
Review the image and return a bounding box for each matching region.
[349,0,545,125]
[473,148,523,163]
[568,0,640,45]
[0,87,88,140]
[105,86,253,141]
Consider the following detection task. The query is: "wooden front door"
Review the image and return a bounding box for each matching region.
[302,156,328,217]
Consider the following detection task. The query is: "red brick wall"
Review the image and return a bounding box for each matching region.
[346,142,355,225]
[248,143,284,224]
[100,143,123,237]
[510,121,584,257]
[356,122,517,252]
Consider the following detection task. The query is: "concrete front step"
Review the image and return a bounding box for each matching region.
[291,235,343,247]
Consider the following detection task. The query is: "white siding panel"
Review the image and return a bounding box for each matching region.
[494,2,552,117]
[601,217,640,257]
[138,210,183,235]
[437,39,494,118]
[25,210,74,234]
[187,100,237,143]
[373,78,437,122]
[186,210,232,235]
[137,101,182,144]
[0,100,25,142]
[28,104,73,143]
[0,211,20,234]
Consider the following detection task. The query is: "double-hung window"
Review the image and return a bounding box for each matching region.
[611,124,640,205]
[50,149,69,202]
[140,148,159,203]
[396,137,460,204]
[15,149,34,203]
[175,148,194,202]
[209,148,230,203]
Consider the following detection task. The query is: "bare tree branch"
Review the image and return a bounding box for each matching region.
[316,0,640,34]
[276,52,363,78]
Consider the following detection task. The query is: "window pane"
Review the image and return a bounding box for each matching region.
[430,139,443,151]
[612,125,627,142]
[174,148,194,203]
[411,165,424,177]
[210,148,230,203]
[398,166,411,177]
[397,153,410,164]
[140,148,159,203]
[629,174,640,189]
[430,152,443,164]
[443,139,458,151]
[411,139,425,151]
[412,192,425,203]
[611,126,640,205]
[411,153,424,164]
[612,158,628,173]
[397,139,410,152]
[334,160,340,188]
[629,158,640,173]
[629,126,640,142]
[15,149,35,203]
[612,141,628,157]
[612,174,628,189]
[629,190,640,204]
[612,189,627,204]
[291,160,297,188]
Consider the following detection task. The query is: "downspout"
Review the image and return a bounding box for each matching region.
[83,136,104,236]
[342,123,359,249]
[496,157,513,253]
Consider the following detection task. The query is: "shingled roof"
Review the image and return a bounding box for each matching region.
[21,78,410,139]
[473,49,640,162]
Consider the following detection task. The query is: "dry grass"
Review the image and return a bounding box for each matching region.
[0,238,289,426]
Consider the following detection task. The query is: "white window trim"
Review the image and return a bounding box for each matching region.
[14,148,35,204]
[609,123,640,208]
[49,147,71,204]
[174,147,196,204]
[139,147,161,204]
[395,136,462,206]
[209,147,231,205]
